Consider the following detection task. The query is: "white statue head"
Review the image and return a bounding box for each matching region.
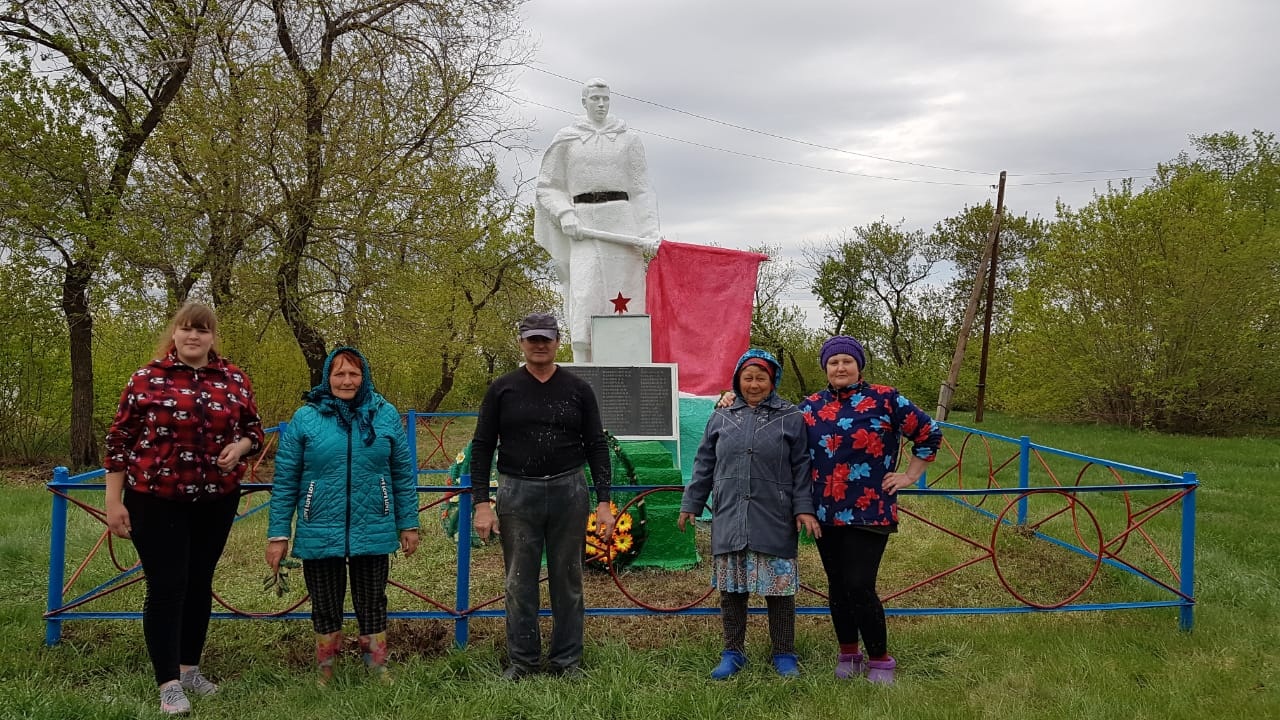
[581,77,611,125]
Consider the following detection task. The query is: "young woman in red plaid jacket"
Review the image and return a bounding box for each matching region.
[103,302,264,715]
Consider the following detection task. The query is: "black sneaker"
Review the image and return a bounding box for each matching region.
[549,664,584,679]
[502,664,537,681]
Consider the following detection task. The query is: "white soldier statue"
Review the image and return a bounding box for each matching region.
[534,77,661,362]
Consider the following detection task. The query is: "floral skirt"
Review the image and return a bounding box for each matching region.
[711,550,798,596]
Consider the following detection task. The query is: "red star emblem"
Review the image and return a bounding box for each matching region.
[610,292,631,313]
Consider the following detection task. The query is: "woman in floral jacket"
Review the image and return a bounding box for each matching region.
[800,335,942,685]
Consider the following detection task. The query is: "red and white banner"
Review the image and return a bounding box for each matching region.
[646,240,768,396]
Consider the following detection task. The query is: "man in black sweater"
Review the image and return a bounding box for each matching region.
[470,312,616,679]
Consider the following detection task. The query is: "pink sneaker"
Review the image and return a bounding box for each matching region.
[867,656,896,684]
[835,652,866,679]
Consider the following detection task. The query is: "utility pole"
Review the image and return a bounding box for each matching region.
[935,170,1006,421]
[974,171,1007,422]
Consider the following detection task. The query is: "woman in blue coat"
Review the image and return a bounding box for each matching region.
[679,349,821,679]
[265,347,419,682]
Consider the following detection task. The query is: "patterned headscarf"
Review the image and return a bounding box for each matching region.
[731,349,783,400]
[303,346,379,446]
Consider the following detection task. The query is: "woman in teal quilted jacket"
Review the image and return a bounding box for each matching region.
[265,347,419,683]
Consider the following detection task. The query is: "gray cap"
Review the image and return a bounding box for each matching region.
[518,312,560,340]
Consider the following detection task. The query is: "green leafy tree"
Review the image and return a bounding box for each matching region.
[807,218,938,374]
[929,203,1049,411]
[252,0,527,386]
[0,1,211,466]
[748,244,820,397]
[1001,131,1280,430]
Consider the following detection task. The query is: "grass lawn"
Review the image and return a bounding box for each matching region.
[0,412,1276,719]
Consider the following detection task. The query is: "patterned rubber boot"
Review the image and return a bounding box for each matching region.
[315,632,342,686]
[359,632,391,683]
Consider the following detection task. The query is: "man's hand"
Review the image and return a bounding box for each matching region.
[594,501,616,544]
[716,391,736,409]
[400,529,420,557]
[265,539,288,571]
[473,502,499,542]
[560,211,581,239]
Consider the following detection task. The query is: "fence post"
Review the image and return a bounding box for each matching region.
[406,410,418,469]
[46,466,70,646]
[1179,472,1198,631]
[1017,436,1031,526]
[454,472,473,648]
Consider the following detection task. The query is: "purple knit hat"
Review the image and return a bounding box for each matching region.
[820,335,866,370]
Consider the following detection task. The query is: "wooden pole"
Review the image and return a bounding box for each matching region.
[974,171,1007,422]
[935,170,1006,420]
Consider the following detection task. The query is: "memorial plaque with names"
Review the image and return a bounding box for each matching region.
[560,363,678,439]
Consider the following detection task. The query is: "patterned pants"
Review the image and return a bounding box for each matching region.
[720,592,796,655]
[302,555,390,635]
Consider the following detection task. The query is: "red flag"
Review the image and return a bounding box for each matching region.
[646,240,768,396]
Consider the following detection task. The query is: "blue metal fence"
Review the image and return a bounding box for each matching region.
[43,414,1197,646]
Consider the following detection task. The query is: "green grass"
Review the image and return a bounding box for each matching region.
[1,412,1277,719]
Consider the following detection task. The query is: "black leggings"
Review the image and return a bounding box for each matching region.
[125,490,239,685]
[814,525,891,657]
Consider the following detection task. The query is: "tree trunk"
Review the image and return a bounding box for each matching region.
[276,253,329,386]
[63,260,97,469]
[422,351,459,413]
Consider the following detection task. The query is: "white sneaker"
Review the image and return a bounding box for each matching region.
[179,667,219,696]
[159,683,191,715]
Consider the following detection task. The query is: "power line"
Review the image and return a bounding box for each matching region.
[528,66,996,177]
[508,92,1149,189]
[507,93,988,186]
[1010,175,1155,187]
[1008,168,1156,177]
[527,65,1159,181]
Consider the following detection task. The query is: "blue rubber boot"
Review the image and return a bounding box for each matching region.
[771,653,801,678]
[710,650,748,680]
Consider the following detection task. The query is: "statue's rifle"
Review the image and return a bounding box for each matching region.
[577,227,660,253]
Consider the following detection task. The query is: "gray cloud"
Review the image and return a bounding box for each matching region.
[505,0,1280,326]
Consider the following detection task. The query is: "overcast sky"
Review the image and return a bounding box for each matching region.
[499,0,1280,326]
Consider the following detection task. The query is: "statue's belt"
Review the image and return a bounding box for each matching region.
[572,191,629,204]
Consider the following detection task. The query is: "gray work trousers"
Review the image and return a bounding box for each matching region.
[497,470,590,671]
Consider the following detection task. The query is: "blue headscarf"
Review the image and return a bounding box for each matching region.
[303,346,380,446]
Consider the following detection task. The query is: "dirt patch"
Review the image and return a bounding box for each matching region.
[0,464,58,487]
